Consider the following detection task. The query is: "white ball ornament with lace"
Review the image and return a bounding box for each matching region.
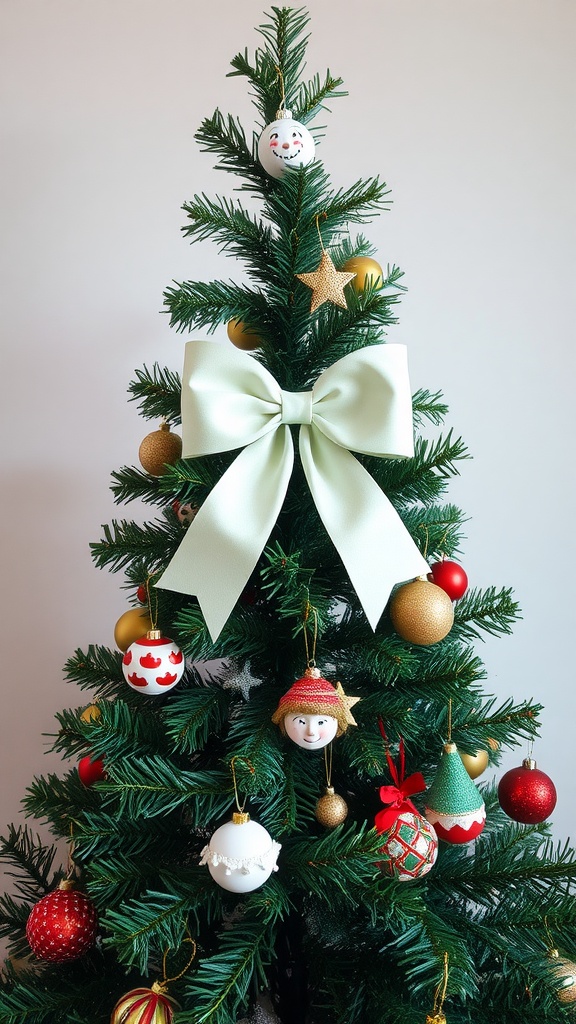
[200,813,281,893]
[257,109,315,178]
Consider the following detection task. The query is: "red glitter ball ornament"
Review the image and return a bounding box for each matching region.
[498,757,557,824]
[26,881,98,963]
[429,559,468,600]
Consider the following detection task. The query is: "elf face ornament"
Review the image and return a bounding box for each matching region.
[257,109,315,179]
[271,667,359,750]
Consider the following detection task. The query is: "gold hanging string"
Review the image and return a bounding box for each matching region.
[315,213,328,253]
[303,601,318,667]
[426,952,449,1022]
[419,523,430,561]
[152,934,197,995]
[447,699,452,744]
[230,756,255,814]
[275,65,287,111]
[324,743,333,788]
[146,573,159,631]
[66,822,76,880]
[541,913,553,950]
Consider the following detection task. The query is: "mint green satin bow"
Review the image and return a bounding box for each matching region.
[157,341,429,641]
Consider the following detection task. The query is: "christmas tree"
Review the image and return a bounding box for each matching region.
[1,8,576,1023]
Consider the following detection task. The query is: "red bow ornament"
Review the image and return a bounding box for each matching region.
[374,720,426,834]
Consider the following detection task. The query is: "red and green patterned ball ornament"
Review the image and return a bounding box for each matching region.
[26,880,98,963]
[425,742,486,843]
[429,558,468,601]
[110,982,180,1024]
[374,729,438,880]
[377,809,438,881]
[122,630,185,695]
[498,757,557,824]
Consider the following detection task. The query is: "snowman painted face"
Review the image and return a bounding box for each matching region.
[284,713,338,750]
[258,117,315,179]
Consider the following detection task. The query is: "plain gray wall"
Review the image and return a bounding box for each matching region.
[1,0,575,934]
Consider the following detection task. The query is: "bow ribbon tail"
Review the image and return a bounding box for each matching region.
[298,426,429,630]
[157,428,294,641]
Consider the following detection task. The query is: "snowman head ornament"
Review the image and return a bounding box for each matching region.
[257,108,316,179]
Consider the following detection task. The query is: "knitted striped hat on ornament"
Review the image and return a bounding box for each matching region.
[271,667,360,736]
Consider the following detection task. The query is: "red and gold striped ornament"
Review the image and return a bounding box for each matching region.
[110,982,179,1024]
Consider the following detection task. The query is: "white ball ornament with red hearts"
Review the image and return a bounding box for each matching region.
[122,629,184,695]
[257,108,315,179]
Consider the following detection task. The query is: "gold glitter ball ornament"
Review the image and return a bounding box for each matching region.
[315,787,349,828]
[114,607,153,653]
[549,950,576,1004]
[459,748,490,780]
[138,422,182,477]
[389,577,454,646]
[227,319,263,350]
[342,256,383,292]
[296,250,356,312]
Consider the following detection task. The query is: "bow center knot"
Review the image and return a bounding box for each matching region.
[280,389,313,425]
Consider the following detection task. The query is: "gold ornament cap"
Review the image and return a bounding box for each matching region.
[426,1014,447,1024]
[275,107,293,119]
[522,757,537,770]
[232,812,250,825]
[146,629,163,641]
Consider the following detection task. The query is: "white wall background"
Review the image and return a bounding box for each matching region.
[1,0,575,923]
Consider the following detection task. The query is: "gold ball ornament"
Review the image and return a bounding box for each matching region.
[342,256,384,293]
[138,422,182,477]
[389,577,454,646]
[426,1015,447,1024]
[459,748,490,780]
[227,319,263,350]
[549,950,576,1005]
[114,607,153,653]
[80,704,101,724]
[315,787,349,828]
[111,982,180,1024]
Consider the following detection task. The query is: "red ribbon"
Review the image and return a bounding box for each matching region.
[374,719,426,834]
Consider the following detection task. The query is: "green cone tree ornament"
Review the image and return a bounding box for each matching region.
[425,742,486,844]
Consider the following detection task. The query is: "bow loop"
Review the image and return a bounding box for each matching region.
[157,341,429,640]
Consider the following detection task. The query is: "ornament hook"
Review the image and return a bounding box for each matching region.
[230,755,255,815]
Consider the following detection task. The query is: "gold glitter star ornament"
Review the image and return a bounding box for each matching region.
[296,250,356,312]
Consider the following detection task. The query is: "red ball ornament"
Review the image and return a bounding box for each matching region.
[429,559,468,601]
[78,754,106,787]
[498,757,557,824]
[136,583,148,604]
[26,881,98,963]
[111,983,179,1024]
